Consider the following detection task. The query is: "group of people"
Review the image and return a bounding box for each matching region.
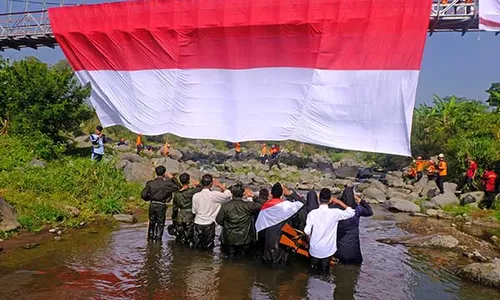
[405,154,498,209]
[141,166,373,270]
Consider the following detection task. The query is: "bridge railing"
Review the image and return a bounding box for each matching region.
[0,10,51,38]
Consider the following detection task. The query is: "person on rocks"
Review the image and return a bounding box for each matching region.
[89,125,106,162]
[304,188,355,271]
[141,165,181,241]
[268,144,282,171]
[162,142,171,157]
[192,174,232,250]
[260,143,268,164]
[136,134,143,155]
[171,173,202,246]
[216,183,262,257]
[234,143,242,161]
[458,156,477,193]
[415,156,426,181]
[333,186,373,264]
[255,183,304,265]
[427,160,437,181]
[117,137,127,146]
[479,166,498,210]
[436,154,447,194]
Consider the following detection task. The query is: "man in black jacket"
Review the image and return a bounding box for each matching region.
[216,183,262,257]
[141,165,180,241]
[172,173,201,246]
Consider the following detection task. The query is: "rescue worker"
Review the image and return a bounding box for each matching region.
[136,134,143,155]
[117,137,127,146]
[162,142,171,157]
[458,156,477,193]
[141,165,180,241]
[436,154,447,194]
[172,173,201,246]
[427,160,437,181]
[405,165,417,183]
[255,183,304,265]
[216,183,262,257]
[415,156,425,181]
[234,143,242,160]
[260,143,268,164]
[304,188,355,271]
[479,166,498,210]
[89,125,105,162]
[268,144,282,170]
[192,174,232,250]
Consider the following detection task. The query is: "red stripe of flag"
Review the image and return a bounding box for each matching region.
[261,198,285,210]
[49,0,432,71]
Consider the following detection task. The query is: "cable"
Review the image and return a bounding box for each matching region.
[6,0,80,6]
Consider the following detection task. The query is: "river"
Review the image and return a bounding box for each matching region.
[1,209,499,300]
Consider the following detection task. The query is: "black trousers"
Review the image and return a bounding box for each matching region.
[311,256,331,271]
[193,222,216,250]
[148,202,167,241]
[221,244,252,257]
[175,221,194,246]
[459,176,476,192]
[268,159,282,170]
[480,191,496,209]
[436,175,445,194]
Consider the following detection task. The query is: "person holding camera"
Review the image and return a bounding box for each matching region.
[89,125,106,161]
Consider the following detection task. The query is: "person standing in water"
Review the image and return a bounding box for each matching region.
[141,166,180,241]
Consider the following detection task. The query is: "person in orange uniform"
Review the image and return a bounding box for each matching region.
[427,160,437,180]
[260,143,268,164]
[234,142,242,160]
[480,166,498,209]
[436,154,447,194]
[415,156,426,181]
[136,134,143,155]
[162,142,171,157]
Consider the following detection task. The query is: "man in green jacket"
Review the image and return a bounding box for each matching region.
[216,183,262,257]
[172,173,202,246]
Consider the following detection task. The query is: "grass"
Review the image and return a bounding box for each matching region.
[442,203,500,221]
[0,135,146,232]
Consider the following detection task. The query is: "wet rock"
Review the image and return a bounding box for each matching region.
[22,243,40,250]
[54,236,62,241]
[49,228,57,233]
[57,230,62,236]
[113,214,136,223]
[428,193,459,208]
[119,153,144,163]
[29,159,47,168]
[123,163,154,184]
[456,259,500,288]
[410,212,428,218]
[437,210,453,220]
[363,187,386,203]
[460,192,485,205]
[334,166,358,179]
[0,197,21,232]
[426,209,438,217]
[384,198,420,213]
[416,235,459,249]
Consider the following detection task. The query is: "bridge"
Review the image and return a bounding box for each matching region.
[0,0,495,51]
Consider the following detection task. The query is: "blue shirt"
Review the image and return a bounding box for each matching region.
[90,134,104,155]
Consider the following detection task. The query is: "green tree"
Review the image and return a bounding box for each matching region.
[486,83,500,108]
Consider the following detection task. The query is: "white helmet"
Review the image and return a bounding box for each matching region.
[438,153,444,158]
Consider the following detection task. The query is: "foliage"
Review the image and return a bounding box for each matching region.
[0,135,145,232]
[411,95,500,179]
[0,57,93,159]
[486,83,500,109]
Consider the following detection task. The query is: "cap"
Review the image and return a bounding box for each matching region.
[438,153,444,158]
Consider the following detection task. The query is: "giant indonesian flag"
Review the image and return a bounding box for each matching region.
[480,0,500,31]
[255,198,304,233]
[48,0,432,156]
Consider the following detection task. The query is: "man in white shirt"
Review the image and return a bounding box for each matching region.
[192,174,232,249]
[304,188,355,270]
[89,125,105,161]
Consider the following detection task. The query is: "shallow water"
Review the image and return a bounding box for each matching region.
[1,210,499,300]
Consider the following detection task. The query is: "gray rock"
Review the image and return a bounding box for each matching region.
[339,158,359,167]
[384,198,421,213]
[163,158,185,174]
[29,159,47,168]
[419,235,459,249]
[253,176,266,184]
[363,187,386,203]
[426,209,438,217]
[319,178,336,188]
[437,210,453,220]
[444,182,458,194]
[354,182,371,193]
[123,163,154,184]
[115,160,130,171]
[460,191,485,205]
[386,175,405,188]
[429,193,460,208]
[405,192,421,202]
[410,212,428,218]
[186,167,204,181]
[366,179,388,193]
[333,179,353,187]
[0,197,21,231]
[74,135,91,148]
[387,171,403,178]
[64,205,80,217]
[334,166,358,179]
[297,184,314,191]
[387,191,409,200]
[119,153,144,163]
[421,179,439,198]
[299,172,317,184]
[456,259,500,288]
[115,144,131,152]
[113,214,137,223]
[168,148,183,160]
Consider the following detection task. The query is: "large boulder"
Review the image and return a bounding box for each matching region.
[123,163,154,184]
[334,166,358,179]
[363,187,386,203]
[74,135,91,148]
[168,148,183,160]
[386,175,405,188]
[460,191,485,205]
[119,153,144,163]
[115,160,130,171]
[299,172,317,184]
[354,182,371,193]
[0,198,21,232]
[366,179,388,193]
[456,259,500,288]
[186,167,204,181]
[444,182,458,194]
[421,179,439,198]
[115,144,131,152]
[384,198,421,213]
[428,193,460,208]
[333,179,353,187]
[319,178,336,188]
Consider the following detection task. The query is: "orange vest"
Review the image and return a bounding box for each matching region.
[415,160,425,172]
[135,136,142,146]
[427,165,436,176]
[261,146,267,155]
[235,143,241,152]
[408,167,417,178]
[438,161,447,176]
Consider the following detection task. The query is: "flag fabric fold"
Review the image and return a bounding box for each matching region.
[49,0,432,156]
[255,199,304,233]
[479,0,500,31]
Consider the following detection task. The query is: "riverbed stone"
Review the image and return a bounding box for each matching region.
[384,198,420,213]
[334,166,358,179]
[123,163,154,184]
[456,259,500,288]
[115,160,130,171]
[366,179,388,193]
[460,192,485,205]
[333,179,352,187]
[0,197,21,232]
[429,193,460,208]
[113,214,136,223]
[319,178,336,188]
[426,209,438,217]
[419,235,459,249]
[363,187,386,203]
[444,182,458,194]
[119,153,144,163]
